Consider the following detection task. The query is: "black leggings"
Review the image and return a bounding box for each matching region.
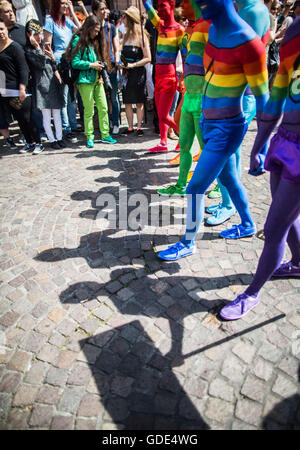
[5,96,40,144]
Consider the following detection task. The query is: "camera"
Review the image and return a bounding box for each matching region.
[99,62,112,91]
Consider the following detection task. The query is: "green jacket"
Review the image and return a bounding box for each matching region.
[71,35,98,84]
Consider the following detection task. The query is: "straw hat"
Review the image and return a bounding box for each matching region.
[124,6,141,24]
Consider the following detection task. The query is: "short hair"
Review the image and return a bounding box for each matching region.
[0,1,13,14]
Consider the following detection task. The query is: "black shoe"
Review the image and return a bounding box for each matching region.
[57,140,66,148]
[121,128,134,136]
[65,133,78,144]
[19,143,35,154]
[6,137,18,150]
[51,141,61,149]
[137,129,144,137]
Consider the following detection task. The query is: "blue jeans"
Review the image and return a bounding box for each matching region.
[109,70,120,127]
[61,84,77,133]
[169,89,180,117]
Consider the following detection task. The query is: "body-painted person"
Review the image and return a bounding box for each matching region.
[157,0,269,261]
[220,17,300,321]
[142,0,185,153]
[157,0,210,196]
[206,0,270,226]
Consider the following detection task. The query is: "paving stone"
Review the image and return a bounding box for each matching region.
[29,405,55,427]
[58,386,86,414]
[208,378,235,403]
[37,343,60,364]
[67,363,92,386]
[205,397,234,425]
[241,375,266,403]
[235,398,263,427]
[77,394,103,417]
[45,367,68,387]
[12,385,39,407]
[0,372,22,393]
[7,350,32,373]
[50,415,74,430]
[4,408,30,430]
[272,374,298,398]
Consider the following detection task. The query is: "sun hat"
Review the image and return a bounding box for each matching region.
[123,5,141,24]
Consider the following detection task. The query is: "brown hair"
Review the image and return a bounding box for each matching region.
[68,15,110,68]
[123,14,149,47]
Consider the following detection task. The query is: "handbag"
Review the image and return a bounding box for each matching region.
[8,97,23,110]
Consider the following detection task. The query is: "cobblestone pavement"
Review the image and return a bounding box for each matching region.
[0,118,299,431]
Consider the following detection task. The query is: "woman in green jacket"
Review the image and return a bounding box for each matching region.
[71,15,117,148]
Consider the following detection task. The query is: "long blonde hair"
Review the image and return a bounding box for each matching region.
[123,16,149,47]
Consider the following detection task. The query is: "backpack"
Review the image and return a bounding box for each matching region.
[58,52,80,85]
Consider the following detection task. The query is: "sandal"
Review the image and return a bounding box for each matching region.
[219,224,256,239]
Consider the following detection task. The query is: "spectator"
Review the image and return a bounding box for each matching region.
[276,0,294,44]
[0,19,43,153]
[0,1,26,46]
[92,0,120,135]
[119,6,151,137]
[25,18,65,149]
[70,14,117,148]
[12,0,39,26]
[292,0,300,16]
[43,0,81,144]
[0,1,47,146]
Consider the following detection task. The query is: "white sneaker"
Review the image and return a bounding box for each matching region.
[32,144,45,155]
[112,126,119,135]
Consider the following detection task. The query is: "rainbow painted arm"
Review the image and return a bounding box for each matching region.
[143,0,161,29]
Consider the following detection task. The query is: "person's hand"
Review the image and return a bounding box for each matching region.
[77,1,84,9]
[249,153,261,173]
[125,62,135,69]
[29,33,40,50]
[90,61,104,70]
[44,47,55,60]
[67,0,74,12]
[55,71,62,84]
[19,88,26,102]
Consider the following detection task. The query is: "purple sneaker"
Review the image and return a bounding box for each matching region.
[272,260,300,278]
[220,293,259,321]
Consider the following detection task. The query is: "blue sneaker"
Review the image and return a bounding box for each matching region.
[206,203,221,214]
[206,205,236,226]
[220,224,256,239]
[101,135,117,144]
[158,241,195,261]
[87,139,94,148]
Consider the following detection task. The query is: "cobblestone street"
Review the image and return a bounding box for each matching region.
[0,118,299,430]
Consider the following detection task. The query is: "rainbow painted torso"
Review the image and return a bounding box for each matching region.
[143,0,184,71]
[183,18,210,93]
[202,25,269,120]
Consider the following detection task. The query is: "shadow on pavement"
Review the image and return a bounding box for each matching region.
[80,320,210,430]
[262,364,300,430]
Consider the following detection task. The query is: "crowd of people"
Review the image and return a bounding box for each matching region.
[0,0,299,322]
[0,0,158,152]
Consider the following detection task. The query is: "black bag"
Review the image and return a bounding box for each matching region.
[268,40,280,74]
[58,52,80,85]
[100,63,112,91]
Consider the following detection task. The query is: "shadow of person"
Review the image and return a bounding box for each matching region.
[57,255,253,364]
[80,320,210,430]
[262,364,300,429]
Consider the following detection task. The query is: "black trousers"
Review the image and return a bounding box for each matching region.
[3,96,40,144]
